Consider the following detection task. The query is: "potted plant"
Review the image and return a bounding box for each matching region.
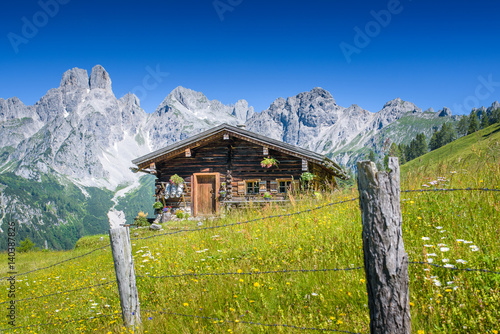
[300,172,314,182]
[170,174,184,185]
[260,157,279,168]
[153,201,163,215]
[300,172,315,190]
[262,191,272,200]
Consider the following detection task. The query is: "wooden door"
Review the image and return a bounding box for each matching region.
[196,175,216,216]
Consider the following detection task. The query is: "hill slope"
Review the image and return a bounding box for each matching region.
[1,128,498,333]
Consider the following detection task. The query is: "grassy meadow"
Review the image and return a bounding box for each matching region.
[1,123,499,333]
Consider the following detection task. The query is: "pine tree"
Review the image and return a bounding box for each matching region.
[398,143,407,164]
[456,116,469,137]
[467,111,479,135]
[414,133,428,158]
[441,123,456,145]
[480,113,490,129]
[490,108,500,124]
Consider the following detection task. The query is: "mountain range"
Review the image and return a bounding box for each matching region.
[1,65,498,250]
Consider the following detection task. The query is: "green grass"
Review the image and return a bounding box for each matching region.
[1,125,499,333]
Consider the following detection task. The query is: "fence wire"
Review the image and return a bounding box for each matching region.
[0,243,111,281]
[131,197,359,242]
[402,187,500,193]
[142,309,363,334]
[0,313,119,332]
[137,266,363,280]
[409,261,500,275]
[0,280,116,305]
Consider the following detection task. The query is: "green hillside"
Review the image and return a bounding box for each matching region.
[402,122,500,174]
[1,126,498,333]
[0,172,114,251]
[329,112,460,168]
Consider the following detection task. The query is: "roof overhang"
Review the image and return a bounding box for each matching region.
[131,123,349,180]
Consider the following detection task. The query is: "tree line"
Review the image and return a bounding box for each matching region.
[366,107,500,168]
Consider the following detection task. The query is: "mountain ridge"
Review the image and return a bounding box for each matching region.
[1,64,498,250]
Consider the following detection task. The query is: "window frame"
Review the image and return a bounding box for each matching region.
[245,180,260,195]
[277,179,293,194]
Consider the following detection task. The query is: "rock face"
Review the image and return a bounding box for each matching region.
[1,66,255,189]
[437,107,452,117]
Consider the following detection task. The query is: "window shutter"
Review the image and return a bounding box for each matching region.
[270,180,278,193]
[259,180,267,193]
[302,159,308,171]
[237,181,245,195]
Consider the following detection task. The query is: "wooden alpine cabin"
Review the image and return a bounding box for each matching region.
[131,124,348,217]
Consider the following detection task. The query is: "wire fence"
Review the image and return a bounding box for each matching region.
[0,243,111,281]
[136,266,363,279]
[142,309,363,334]
[2,186,498,333]
[130,197,360,241]
[0,313,119,332]
[0,280,116,305]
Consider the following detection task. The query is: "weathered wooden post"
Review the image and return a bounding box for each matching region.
[357,157,411,334]
[109,227,142,327]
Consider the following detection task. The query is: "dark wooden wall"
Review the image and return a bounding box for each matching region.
[153,135,331,210]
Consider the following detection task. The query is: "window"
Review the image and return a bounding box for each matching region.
[246,181,259,194]
[278,181,292,193]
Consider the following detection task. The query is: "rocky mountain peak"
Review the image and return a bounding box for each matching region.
[488,101,500,112]
[119,93,141,108]
[382,97,421,113]
[437,107,452,117]
[294,87,335,104]
[89,65,112,92]
[60,68,89,90]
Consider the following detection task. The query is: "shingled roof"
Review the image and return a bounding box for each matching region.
[131,123,348,179]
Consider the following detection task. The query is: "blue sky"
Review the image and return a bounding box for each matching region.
[1,0,499,115]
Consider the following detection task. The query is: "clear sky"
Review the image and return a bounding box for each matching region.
[1,0,499,115]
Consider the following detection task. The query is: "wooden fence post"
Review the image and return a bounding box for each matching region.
[357,157,411,334]
[109,227,142,327]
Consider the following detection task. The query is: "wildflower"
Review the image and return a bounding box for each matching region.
[456,259,467,264]
[433,280,441,287]
[421,237,430,241]
[470,245,479,252]
[444,264,455,268]
[442,258,449,263]
[311,292,318,296]
[424,244,434,247]
[447,281,454,285]
[435,226,443,230]
[183,303,189,306]
[253,282,260,288]
[409,302,414,306]
[437,243,447,247]
[427,258,434,263]
[440,247,450,252]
